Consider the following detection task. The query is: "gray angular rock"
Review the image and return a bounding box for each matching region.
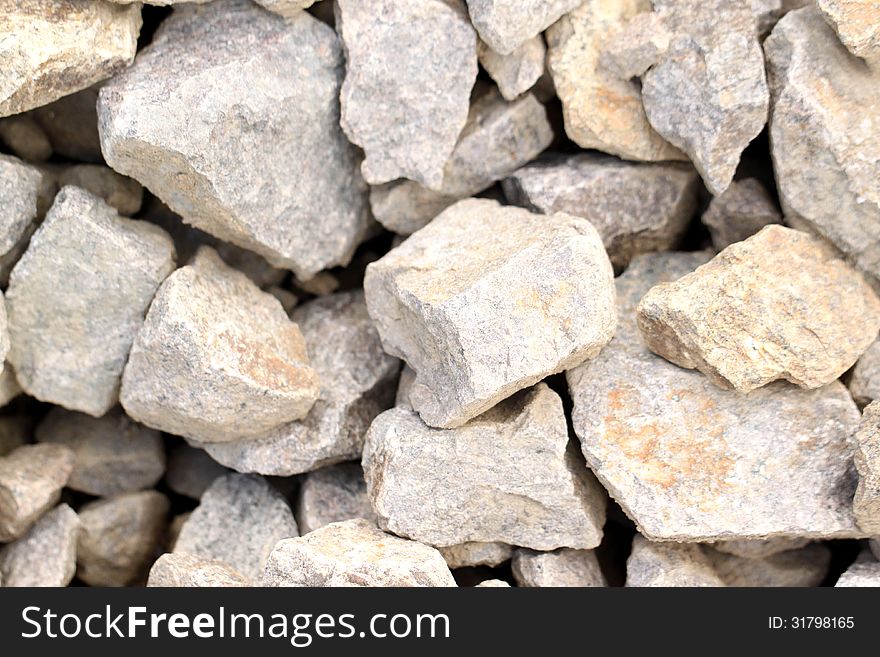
[363,384,607,550]
[854,401,880,534]
[626,535,725,587]
[0,155,43,270]
[817,0,880,65]
[262,519,456,587]
[512,548,607,587]
[765,7,880,290]
[439,542,513,569]
[199,291,398,474]
[164,445,228,500]
[174,473,298,582]
[147,552,249,588]
[336,0,477,189]
[99,1,370,280]
[32,84,103,163]
[598,11,671,79]
[642,0,769,195]
[57,165,142,216]
[478,36,545,101]
[253,0,315,18]
[0,116,52,161]
[120,247,319,444]
[706,543,831,587]
[851,338,880,405]
[835,562,880,587]
[6,186,176,416]
[365,198,616,428]
[712,537,810,559]
[35,407,165,497]
[370,88,553,235]
[503,153,699,269]
[637,226,880,392]
[0,504,79,587]
[0,415,30,457]
[466,0,582,55]
[295,463,376,535]
[700,178,783,250]
[568,250,866,541]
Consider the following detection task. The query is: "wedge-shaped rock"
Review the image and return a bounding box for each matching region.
[32,84,103,163]
[642,0,769,194]
[637,226,880,391]
[363,384,607,549]
[466,0,582,55]
[765,7,880,290]
[199,291,397,473]
[121,247,319,444]
[547,0,683,162]
[706,543,830,587]
[36,408,165,497]
[365,198,615,428]
[512,548,606,587]
[836,562,880,587]
[336,0,477,189]
[626,536,725,587]
[0,156,43,269]
[712,537,810,559]
[478,37,545,101]
[370,88,552,235]
[262,519,456,587]
[99,1,370,280]
[57,165,142,216]
[700,178,782,251]
[854,402,880,534]
[851,339,880,405]
[569,251,865,541]
[0,504,79,586]
[174,474,298,582]
[164,445,228,500]
[439,542,512,569]
[147,552,249,588]
[503,154,699,269]
[6,186,175,416]
[0,0,141,118]
[817,0,880,65]
[295,463,376,534]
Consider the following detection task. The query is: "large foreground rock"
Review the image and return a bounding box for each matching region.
[0,504,79,586]
[853,402,880,534]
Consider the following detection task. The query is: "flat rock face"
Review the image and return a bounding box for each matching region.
[0,0,141,118]
[364,198,616,428]
[336,0,477,189]
[57,164,142,216]
[853,402,880,534]
[478,36,545,101]
[174,473,299,582]
[199,291,398,475]
[0,155,43,265]
[706,543,831,587]
[6,186,175,416]
[0,504,79,587]
[636,226,880,392]
[0,444,74,542]
[362,384,607,550]
[295,463,376,535]
[261,519,456,587]
[568,251,865,541]
[36,408,165,497]
[700,178,783,251]
[835,562,880,587]
[32,84,103,163]
[120,247,319,444]
[466,0,582,55]
[502,153,699,269]
[547,0,683,162]
[851,338,880,405]
[370,88,552,235]
[439,542,512,569]
[626,536,725,587]
[164,445,228,500]
[512,548,607,587]
[98,1,370,280]
[765,7,880,290]
[642,0,769,195]
[147,552,249,587]
[817,0,880,65]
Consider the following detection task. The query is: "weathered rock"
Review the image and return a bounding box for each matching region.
[363,384,607,549]
[512,548,607,587]
[0,116,52,161]
[32,84,103,163]
[0,444,74,542]
[199,291,397,474]
[147,552,249,588]
[164,445,228,500]
[365,198,616,428]
[370,88,552,235]
[503,154,699,269]
[99,1,370,280]
[295,463,376,534]
[35,407,165,497]
[336,0,477,189]
[765,7,880,290]
[546,1,683,162]
[254,0,315,18]
[174,473,298,582]
[835,562,880,586]
[817,0,880,65]
[120,247,319,444]
[0,155,43,270]
[700,178,782,250]
[439,542,513,569]
[478,37,545,101]
[0,168,57,288]
[466,0,582,55]
[854,402,880,534]
[851,338,880,405]
[598,11,671,79]
[476,578,510,587]
[626,535,725,587]
[0,415,30,456]
[7,186,175,416]
[637,226,880,392]
[706,543,831,587]
[568,250,866,541]
[713,537,810,559]
[0,504,79,587]
[0,368,21,409]
[57,165,142,216]
[262,519,456,587]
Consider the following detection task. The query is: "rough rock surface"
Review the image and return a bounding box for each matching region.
[713,537,810,559]
[512,548,607,587]
[478,36,545,101]
[99,1,370,280]
[295,463,376,534]
[835,562,880,587]
[174,474,299,582]
[706,543,831,587]
[370,88,552,235]
[362,384,607,550]
[6,186,175,416]
[147,552,249,588]
[57,165,143,216]
[568,251,865,541]
[817,0,880,65]
[439,542,512,569]
[32,85,103,163]
[36,408,165,497]
[466,0,583,55]
[336,0,477,189]
[164,445,228,500]
[502,154,699,269]
[200,291,398,474]
[262,519,456,587]
[765,7,880,290]
[598,11,671,79]
[0,116,52,162]
[120,247,319,444]
[626,536,725,587]
[851,338,880,405]
[364,198,616,428]
[0,504,79,586]
[853,402,880,534]
[636,226,880,392]
[0,155,42,279]
[700,178,782,251]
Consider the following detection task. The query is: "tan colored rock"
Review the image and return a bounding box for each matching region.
[254,0,315,18]
[713,537,810,559]
[817,0,880,65]
[0,504,79,587]
[439,542,512,570]
[854,401,880,534]
[706,543,831,587]
[0,116,52,161]
[478,36,545,101]
[512,548,606,587]
[0,368,21,409]
[147,552,249,587]
[626,536,725,587]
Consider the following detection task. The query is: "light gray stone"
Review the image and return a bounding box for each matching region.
[295,463,376,535]
[512,548,606,587]
[478,36,545,101]
[99,1,370,280]
[32,84,103,163]
[700,178,782,250]
[57,165,142,216]
[854,401,880,534]
[147,552,249,587]
[598,11,671,79]
[164,445,228,500]
[0,116,52,161]
[466,0,582,55]
[836,562,880,586]
[626,535,725,587]
[0,504,79,587]
[364,198,616,428]
[0,155,43,272]
[817,0,880,65]
[712,537,810,559]
[706,543,831,586]
[362,384,607,550]
[439,542,512,569]
[851,338,880,406]
[262,519,456,587]
[0,415,30,457]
